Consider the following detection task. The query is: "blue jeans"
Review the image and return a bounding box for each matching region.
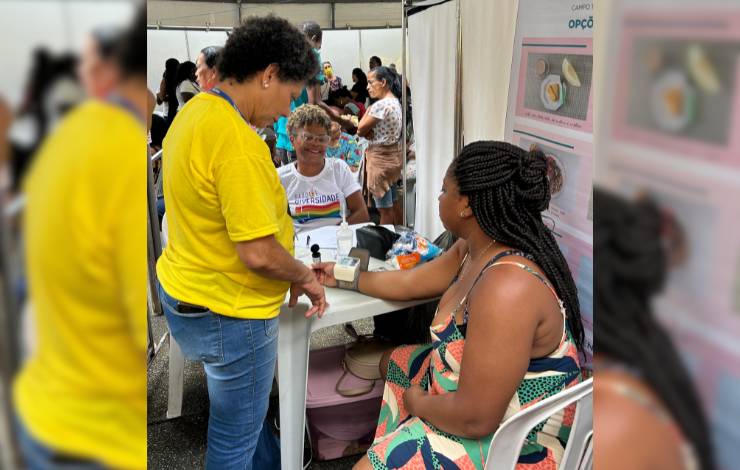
[15,415,107,470]
[159,285,281,470]
[156,196,166,224]
[373,183,398,209]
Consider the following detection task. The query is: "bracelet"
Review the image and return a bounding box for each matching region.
[334,248,369,292]
[336,269,361,292]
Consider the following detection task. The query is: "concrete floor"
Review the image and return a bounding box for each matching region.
[147,313,375,469]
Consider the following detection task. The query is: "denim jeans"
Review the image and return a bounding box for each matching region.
[156,196,166,225]
[15,415,108,470]
[372,182,398,209]
[159,285,281,470]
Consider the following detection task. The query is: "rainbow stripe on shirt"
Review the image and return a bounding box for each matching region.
[291,198,342,223]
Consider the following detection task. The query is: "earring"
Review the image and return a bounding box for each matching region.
[459,210,466,218]
[263,82,269,88]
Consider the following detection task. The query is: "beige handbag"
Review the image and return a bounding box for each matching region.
[335,324,392,397]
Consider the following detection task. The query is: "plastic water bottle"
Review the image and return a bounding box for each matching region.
[336,201,353,257]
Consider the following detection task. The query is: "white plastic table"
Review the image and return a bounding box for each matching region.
[163,254,430,469]
[277,256,428,470]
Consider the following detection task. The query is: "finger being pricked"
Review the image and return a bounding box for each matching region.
[312,262,334,273]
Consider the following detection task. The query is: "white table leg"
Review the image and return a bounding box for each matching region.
[167,334,185,419]
[278,303,312,470]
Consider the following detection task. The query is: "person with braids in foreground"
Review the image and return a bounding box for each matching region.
[314,141,584,469]
[593,189,715,470]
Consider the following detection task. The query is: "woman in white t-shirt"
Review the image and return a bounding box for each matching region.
[174,61,200,111]
[357,66,403,225]
[279,104,369,233]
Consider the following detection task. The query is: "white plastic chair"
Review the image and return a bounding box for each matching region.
[577,431,593,470]
[485,377,593,470]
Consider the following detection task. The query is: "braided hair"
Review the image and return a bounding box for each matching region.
[594,189,715,470]
[449,140,584,351]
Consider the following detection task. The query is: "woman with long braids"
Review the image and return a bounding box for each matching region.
[593,189,715,470]
[314,140,584,469]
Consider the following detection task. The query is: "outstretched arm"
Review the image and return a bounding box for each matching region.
[314,239,467,301]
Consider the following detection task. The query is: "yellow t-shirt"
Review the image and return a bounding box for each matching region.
[13,100,146,469]
[156,92,294,319]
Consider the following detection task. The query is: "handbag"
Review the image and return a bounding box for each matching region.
[356,225,401,260]
[335,324,393,397]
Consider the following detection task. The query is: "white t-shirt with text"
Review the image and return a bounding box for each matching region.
[278,158,362,233]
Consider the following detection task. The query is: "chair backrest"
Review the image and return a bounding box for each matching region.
[560,387,593,469]
[577,431,593,470]
[484,377,593,470]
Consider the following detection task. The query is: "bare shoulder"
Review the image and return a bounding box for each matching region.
[468,255,548,309]
[594,370,685,470]
[465,259,543,335]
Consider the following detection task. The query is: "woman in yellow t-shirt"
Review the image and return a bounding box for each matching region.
[155,15,327,470]
[13,7,148,470]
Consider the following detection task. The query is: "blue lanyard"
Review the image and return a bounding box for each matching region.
[210,87,248,124]
[106,93,144,124]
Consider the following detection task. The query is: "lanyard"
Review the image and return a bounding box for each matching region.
[210,87,248,124]
[106,93,144,124]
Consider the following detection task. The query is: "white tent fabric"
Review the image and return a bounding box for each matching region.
[146,28,401,102]
[408,0,458,240]
[461,0,519,143]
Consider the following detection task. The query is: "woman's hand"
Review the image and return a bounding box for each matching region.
[403,384,426,416]
[311,262,337,288]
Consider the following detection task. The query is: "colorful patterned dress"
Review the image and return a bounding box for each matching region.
[326,132,363,171]
[367,250,583,470]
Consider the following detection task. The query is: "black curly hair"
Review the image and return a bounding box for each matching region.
[594,188,716,470]
[175,61,196,86]
[218,15,318,84]
[449,140,584,351]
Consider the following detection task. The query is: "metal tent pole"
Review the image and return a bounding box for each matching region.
[147,150,163,318]
[0,194,21,469]
[401,0,409,227]
[453,0,463,156]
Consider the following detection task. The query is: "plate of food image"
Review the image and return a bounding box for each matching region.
[545,153,566,198]
[650,69,696,133]
[540,74,566,111]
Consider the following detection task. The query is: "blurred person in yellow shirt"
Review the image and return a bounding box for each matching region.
[12,6,147,470]
[155,15,326,470]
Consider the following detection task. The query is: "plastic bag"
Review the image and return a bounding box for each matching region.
[386,231,443,270]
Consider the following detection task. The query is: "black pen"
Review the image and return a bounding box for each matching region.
[306,235,310,247]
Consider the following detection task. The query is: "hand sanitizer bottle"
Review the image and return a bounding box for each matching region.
[336,200,353,257]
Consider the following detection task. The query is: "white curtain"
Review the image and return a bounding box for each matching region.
[461,0,519,143]
[408,0,458,240]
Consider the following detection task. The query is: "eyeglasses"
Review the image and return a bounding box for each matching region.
[295,132,330,145]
